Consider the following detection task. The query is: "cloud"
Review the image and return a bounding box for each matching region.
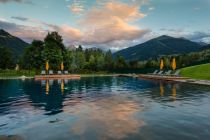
[11,16,28,21]
[69,5,84,14]
[0,19,82,44]
[148,7,155,11]
[79,1,149,46]
[158,28,210,43]
[185,31,210,42]
[65,95,145,139]
[193,7,200,11]
[58,24,83,44]
[3,1,150,50]
[0,0,22,3]
[68,0,85,14]
[0,0,33,4]
[0,19,47,42]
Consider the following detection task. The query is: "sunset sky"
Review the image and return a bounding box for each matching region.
[0,0,210,50]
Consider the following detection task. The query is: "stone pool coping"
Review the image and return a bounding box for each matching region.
[116,74,210,86]
[1,74,210,86]
[34,74,81,80]
[139,74,210,86]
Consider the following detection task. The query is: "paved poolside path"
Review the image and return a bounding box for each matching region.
[116,74,210,86]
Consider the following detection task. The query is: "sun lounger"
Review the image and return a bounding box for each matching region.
[157,71,163,75]
[164,70,172,75]
[152,70,158,75]
[49,70,53,75]
[41,70,46,75]
[171,70,180,77]
[64,71,69,74]
[57,71,62,75]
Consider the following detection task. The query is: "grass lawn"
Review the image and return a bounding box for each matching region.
[180,63,210,80]
[0,70,35,78]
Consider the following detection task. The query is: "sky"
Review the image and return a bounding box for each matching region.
[0,0,210,51]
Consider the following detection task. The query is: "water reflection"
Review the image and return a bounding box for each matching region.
[172,84,177,101]
[1,77,210,140]
[61,80,64,94]
[46,80,49,95]
[43,79,66,95]
[160,82,164,96]
[0,135,24,140]
[66,95,145,139]
[159,82,177,100]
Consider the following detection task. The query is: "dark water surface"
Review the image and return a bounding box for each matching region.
[0,77,210,140]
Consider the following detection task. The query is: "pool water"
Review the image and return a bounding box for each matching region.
[0,77,210,140]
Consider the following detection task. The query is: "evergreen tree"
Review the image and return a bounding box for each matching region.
[0,46,14,69]
[104,50,113,70]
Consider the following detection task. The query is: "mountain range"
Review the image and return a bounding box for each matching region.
[0,29,29,58]
[0,29,209,61]
[114,35,203,60]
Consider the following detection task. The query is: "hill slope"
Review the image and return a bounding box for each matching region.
[180,63,210,80]
[114,35,202,60]
[200,44,210,51]
[0,29,29,58]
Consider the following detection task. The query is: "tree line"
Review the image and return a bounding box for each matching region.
[19,32,128,73]
[0,31,210,73]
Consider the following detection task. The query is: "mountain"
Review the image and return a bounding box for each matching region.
[114,35,202,61]
[197,41,207,46]
[66,45,76,50]
[200,44,210,51]
[0,29,29,58]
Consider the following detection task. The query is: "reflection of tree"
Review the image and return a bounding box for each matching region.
[67,96,145,139]
[171,84,177,101]
[46,80,49,95]
[21,77,114,115]
[61,80,64,94]
[160,82,164,96]
[22,80,65,115]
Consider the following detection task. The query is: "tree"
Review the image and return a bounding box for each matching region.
[129,60,139,69]
[115,55,127,69]
[104,50,114,70]
[75,51,85,70]
[44,32,65,51]
[0,46,14,69]
[21,40,45,70]
[96,55,105,70]
[89,55,96,71]
[77,45,83,52]
[44,32,65,70]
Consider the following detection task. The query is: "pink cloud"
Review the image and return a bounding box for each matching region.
[3,1,150,49]
[79,1,149,45]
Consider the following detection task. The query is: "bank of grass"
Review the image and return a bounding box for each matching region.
[0,70,35,78]
[180,63,210,80]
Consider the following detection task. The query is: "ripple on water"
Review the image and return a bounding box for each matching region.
[0,77,210,140]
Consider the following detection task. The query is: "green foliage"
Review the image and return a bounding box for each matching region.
[21,32,65,71]
[104,50,114,70]
[0,46,15,69]
[44,32,65,51]
[115,55,127,69]
[0,70,35,77]
[16,31,210,74]
[20,40,45,70]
